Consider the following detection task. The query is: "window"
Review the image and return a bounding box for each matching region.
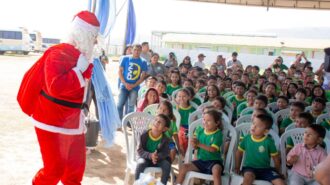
[0,31,22,40]
[29,34,36,41]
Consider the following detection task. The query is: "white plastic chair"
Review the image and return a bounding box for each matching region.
[240,107,254,117]
[197,101,212,110]
[224,106,233,123]
[143,103,159,115]
[182,119,237,185]
[122,112,161,184]
[316,113,330,125]
[171,88,182,101]
[231,123,280,185]
[197,92,206,99]
[188,109,230,128]
[279,128,305,177]
[326,102,330,112]
[236,115,252,126]
[284,123,296,132]
[267,102,278,112]
[225,99,234,111]
[274,108,290,127]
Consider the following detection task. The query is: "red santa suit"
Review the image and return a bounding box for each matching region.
[17,11,100,185]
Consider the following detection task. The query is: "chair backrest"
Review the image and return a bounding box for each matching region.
[198,92,206,100]
[171,88,182,101]
[197,101,212,110]
[122,112,155,166]
[223,91,234,99]
[316,113,330,125]
[173,109,181,132]
[274,108,290,126]
[327,102,330,112]
[280,128,305,175]
[235,123,280,148]
[240,107,254,117]
[285,123,296,132]
[236,114,252,126]
[268,102,278,112]
[144,103,181,135]
[184,118,237,174]
[223,106,232,121]
[225,98,234,111]
[143,103,159,115]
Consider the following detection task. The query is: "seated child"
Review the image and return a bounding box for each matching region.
[309,97,326,122]
[176,110,224,185]
[235,114,285,185]
[320,111,330,131]
[212,96,228,116]
[176,88,196,156]
[157,101,179,162]
[280,101,305,135]
[294,88,307,103]
[204,85,220,103]
[241,94,268,116]
[139,76,157,96]
[135,114,172,185]
[273,96,289,113]
[156,80,170,100]
[166,70,182,96]
[228,81,246,121]
[185,86,202,106]
[137,88,159,112]
[237,89,258,116]
[286,112,314,154]
[287,124,327,185]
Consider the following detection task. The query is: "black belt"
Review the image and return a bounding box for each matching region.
[41,90,88,110]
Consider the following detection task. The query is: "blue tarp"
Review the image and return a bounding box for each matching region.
[91,58,121,147]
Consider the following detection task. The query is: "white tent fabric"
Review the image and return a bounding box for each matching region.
[181,0,330,10]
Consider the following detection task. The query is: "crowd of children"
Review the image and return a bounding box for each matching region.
[130,49,330,185]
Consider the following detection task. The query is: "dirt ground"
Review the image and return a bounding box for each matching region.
[0,54,132,185]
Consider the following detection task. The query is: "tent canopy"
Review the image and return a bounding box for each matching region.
[180,0,330,10]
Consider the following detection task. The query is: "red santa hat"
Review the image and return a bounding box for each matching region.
[72,11,100,34]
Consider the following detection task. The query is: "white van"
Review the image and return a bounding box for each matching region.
[41,38,60,52]
[29,31,42,52]
[0,27,31,55]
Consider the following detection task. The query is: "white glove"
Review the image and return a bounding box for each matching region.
[76,54,89,72]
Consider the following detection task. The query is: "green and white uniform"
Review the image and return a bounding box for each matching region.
[238,134,278,168]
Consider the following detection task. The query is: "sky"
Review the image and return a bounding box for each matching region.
[1,0,330,44]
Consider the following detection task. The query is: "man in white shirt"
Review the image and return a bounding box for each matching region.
[194,53,206,69]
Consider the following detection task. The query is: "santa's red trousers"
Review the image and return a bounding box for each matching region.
[32,127,85,185]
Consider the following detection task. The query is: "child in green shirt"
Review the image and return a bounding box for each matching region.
[166,70,181,96]
[237,89,258,117]
[156,100,179,163]
[176,110,224,185]
[309,97,327,122]
[235,114,284,185]
[280,101,305,135]
[175,88,196,156]
[204,85,220,103]
[135,114,171,185]
[228,81,246,121]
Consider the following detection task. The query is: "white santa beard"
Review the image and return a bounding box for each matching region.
[66,26,98,62]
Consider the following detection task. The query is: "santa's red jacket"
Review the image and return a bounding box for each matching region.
[18,43,89,134]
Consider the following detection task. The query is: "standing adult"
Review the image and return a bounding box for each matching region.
[164,52,178,68]
[194,53,206,69]
[117,44,148,119]
[17,11,99,185]
[140,42,151,63]
[147,53,166,76]
[227,51,242,68]
[213,54,226,72]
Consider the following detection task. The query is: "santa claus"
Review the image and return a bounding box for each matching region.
[17,11,100,185]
